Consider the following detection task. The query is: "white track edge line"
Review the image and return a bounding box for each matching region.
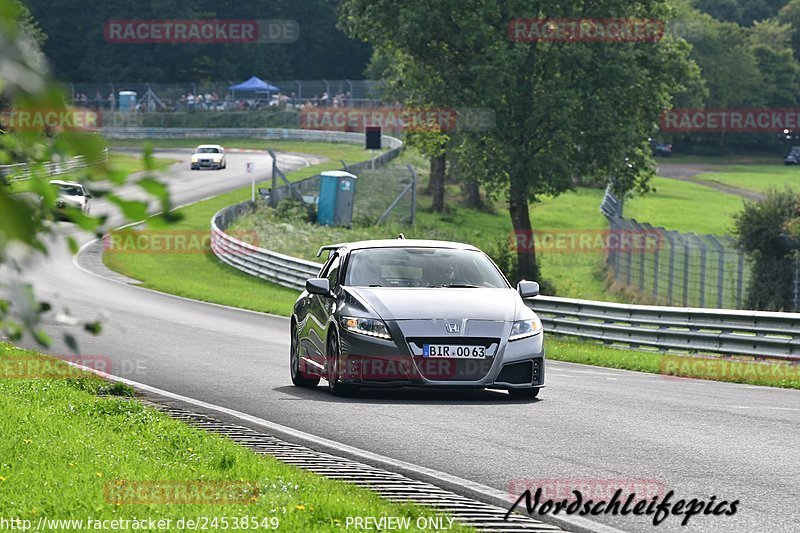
[68,362,627,533]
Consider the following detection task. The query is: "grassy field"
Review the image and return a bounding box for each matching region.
[695,164,800,194]
[663,153,782,165]
[624,177,746,235]
[7,153,176,194]
[0,344,470,531]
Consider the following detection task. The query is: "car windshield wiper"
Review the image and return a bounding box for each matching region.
[431,284,481,288]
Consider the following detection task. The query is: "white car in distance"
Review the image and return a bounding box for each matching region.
[190,144,227,170]
[50,180,91,217]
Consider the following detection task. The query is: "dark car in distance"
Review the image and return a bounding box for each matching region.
[650,139,673,157]
[784,147,800,165]
[290,239,545,398]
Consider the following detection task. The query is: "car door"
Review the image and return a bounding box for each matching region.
[306,253,342,362]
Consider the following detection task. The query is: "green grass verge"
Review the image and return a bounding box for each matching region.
[0,344,471,531]
[547,337,800,390]
[694,164,800,194]
[624,177,746,235]
[663,154,782,165]
[7,153,176,194]
[108,152,177,176]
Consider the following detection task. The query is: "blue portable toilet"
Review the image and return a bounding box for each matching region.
[317,171,357,227]
[118,91,137,112]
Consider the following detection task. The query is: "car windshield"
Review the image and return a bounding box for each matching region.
[196,147,220,153]
[56,184,83,196]
[344,247,509,288]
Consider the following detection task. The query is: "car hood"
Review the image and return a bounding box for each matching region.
[346,287,521,321]
[58,194,85,206]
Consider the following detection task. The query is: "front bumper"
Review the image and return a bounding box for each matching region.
[192,159,221,169]
[336,327,544,390]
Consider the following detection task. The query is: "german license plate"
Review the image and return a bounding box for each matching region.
[423,344,486,359]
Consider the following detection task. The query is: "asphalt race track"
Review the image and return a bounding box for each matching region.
[13,149,800,533]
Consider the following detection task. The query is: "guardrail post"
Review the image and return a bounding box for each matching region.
[682,234,690,307]
[270,149,277,208]
[735,244,745,309]
[631,219,646,292]
[708,235,726,309]
[694,235,706,308]
[408,164,417,225]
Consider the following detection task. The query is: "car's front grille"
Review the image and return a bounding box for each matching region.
[413,357,493,381]
[406,337,499,348]
[405,337,498,381]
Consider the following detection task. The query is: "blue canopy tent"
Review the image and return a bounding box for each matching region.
[228,76,280,100]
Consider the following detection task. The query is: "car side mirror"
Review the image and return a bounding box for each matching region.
[85,194,92,199]
[517,280,539,298]
[306,278,331,296]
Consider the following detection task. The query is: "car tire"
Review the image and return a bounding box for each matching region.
[327,330,356,396]
[290,324,319,388]
[508,387,540,400]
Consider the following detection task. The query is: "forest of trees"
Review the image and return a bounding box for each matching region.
[21,0,371,81]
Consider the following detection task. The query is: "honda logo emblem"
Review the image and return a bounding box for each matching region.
[445,322,460,333]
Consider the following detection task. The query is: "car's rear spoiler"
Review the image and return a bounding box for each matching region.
[316,244,346,257]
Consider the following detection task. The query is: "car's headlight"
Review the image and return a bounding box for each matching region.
[212,156,221,162]
[509,317,542,341]
[191,155,198,162]
[340,316,392,340]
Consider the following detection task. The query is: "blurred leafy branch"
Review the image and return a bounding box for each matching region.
[0,0,177,349]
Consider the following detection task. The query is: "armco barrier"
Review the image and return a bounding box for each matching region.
[100,127,403,150]
[1,149,108,182]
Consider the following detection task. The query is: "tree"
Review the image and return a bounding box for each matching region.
[733,189,799,311]
[340,0,697,282]
[1,0,174,346]
[22,0,371,82]
[778,0,800,61]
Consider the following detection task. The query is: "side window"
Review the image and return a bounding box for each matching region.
[323,254,341,289]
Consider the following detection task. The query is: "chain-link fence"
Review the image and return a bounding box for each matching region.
[68,80,385,112]
[602,184,751,309]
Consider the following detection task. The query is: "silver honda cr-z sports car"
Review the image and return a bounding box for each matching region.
[290,238,544,398]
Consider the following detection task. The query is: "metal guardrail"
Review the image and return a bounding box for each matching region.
[211,201,321,290]
[101,127,403,149]
[0,149,108,182]
[531,295,800,362]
